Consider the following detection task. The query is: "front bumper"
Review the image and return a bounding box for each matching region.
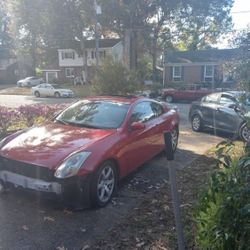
[0,170,92,207]
[0,170,62,194]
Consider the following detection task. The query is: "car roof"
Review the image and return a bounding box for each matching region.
[83,95,144,104]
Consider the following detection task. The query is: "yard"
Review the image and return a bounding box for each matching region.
[0,83,93,98]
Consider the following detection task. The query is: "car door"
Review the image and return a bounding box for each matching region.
[200,93,220,128]
[215,94,241,133]
[37,84,47,96]
[125,101,160,173]
[43,84,53,96]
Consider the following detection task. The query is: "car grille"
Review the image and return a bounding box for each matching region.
[0,156,54,182]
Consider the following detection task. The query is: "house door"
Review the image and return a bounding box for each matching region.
[46,72,58,83]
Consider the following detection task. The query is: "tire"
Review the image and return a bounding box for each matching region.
[0,180,6,194]
[191,114,202,132]
[165,95,173,103]
[54,92,60,98]
[239,123,250,142]
[34,91,40,97]
[90,161,117,208]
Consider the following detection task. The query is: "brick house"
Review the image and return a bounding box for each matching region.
[42,38,123,83]
[163,49,240,87]
[0,51,33,84]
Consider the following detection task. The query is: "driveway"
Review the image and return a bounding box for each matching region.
[0,100,223,249]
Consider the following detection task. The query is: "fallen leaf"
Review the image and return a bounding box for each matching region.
[56,246,67,250]
[81,245,90,250]
[80,228,86,233]
[63,209,73,215]
[22,225,29,231]
[43,216,55,222]
[136,242,145,248]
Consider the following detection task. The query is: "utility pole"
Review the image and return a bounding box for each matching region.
[94,0,101,69]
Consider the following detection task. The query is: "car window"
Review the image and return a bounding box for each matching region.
[219,94,237,105]
[202,93,220,103]
[130,102,156,123]
[56,101,129,129]
[151,102,164,117]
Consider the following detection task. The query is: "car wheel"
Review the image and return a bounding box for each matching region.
[171,127,179,152]
[165,95,173,103]
[91,161,117,207]
[34,91,40,97]
[239,123,250,142]
[0,181,6,194]
[55,92,60,98]
[191,115,202,132]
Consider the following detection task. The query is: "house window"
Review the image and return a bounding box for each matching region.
[99,50,106,58]
[91,51,96,59]
[172,66,182,81]
[204,65,214,82]
[61,51,75,60]
[65,68,74,77]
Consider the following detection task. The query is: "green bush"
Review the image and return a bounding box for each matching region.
[195,141,250,250]
[92,59,140,95]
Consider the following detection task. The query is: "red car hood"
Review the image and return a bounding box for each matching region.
[0,123,115,169]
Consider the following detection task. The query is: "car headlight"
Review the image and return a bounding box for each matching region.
[54,152,91,179]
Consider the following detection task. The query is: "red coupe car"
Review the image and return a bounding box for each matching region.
[161,87,213,103]
[0,96,179,207]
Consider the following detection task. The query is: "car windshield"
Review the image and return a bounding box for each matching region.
[55,101,129,129]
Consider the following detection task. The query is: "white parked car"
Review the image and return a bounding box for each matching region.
[31,83,74,98]
[17,77,44,87]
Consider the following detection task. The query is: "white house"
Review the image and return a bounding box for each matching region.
[42,38,123,83]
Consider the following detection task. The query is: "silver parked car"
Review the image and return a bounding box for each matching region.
[17,77,44,87]
[31,83,74,98]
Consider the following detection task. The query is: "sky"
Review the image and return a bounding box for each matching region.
[231,0,250,30]
[218,0,250,48]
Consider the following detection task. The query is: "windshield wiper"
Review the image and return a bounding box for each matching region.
[54,119,70,125]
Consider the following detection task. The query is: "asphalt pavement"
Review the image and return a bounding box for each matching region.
[0,95,222,250]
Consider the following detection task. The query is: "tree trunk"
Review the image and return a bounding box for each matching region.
[152,30,158,83]
[130,30,138,70]
[81,39,88,83]
[31,32,37,76]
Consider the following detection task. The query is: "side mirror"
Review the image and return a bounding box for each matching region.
[130,122,145,131]
[229,103,241,112]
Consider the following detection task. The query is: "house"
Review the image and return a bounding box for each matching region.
[42,38,123,83]
[163,49,240,87]
[0,51,33,84]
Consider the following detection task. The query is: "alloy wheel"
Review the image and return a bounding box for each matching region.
[192,115,201,131]
[241,124,250,142]
[165,95,173,103]
[97,165,115,203]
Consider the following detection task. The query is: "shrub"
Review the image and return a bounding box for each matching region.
[0,106,19,135]
[92,59,140,95]
[0,104,68,136]
[195,141,250,249]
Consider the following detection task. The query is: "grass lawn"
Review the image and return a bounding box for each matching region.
[0,83,94,98]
